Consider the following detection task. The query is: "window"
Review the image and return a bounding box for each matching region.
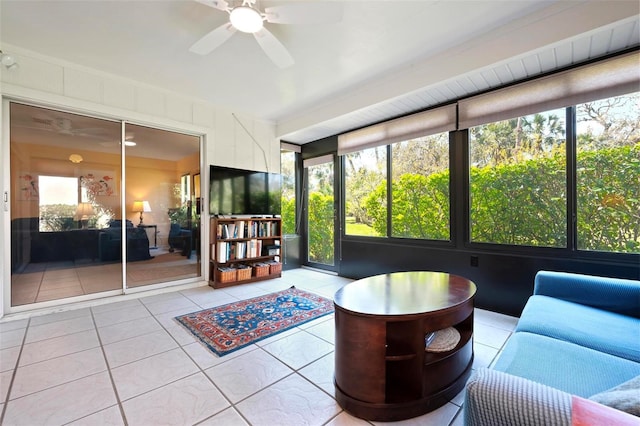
[281,149,297,235]
[339,105,456,239]
[38,175,79,232]
[576,92,640,254]
[180,174,191,205]
[391,133,449,240]
[469,109,567,247]
[344,146,387,236]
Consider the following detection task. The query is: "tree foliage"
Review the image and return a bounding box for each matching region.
[39,204,77,232]
[392,134,449,177]
[313,92,639,255]
[307,191,334,264]
[364,172,449,239]
[577,143,640,252]
[360,143,638,252]
[346,167,383,226]
[470,112,565,167]
[469,150,567,247]
[281,197,296,235]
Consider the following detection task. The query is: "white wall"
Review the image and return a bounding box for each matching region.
[0,44,281,318]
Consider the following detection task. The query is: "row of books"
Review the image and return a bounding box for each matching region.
[214,239,264,263]
[216,220,279,240]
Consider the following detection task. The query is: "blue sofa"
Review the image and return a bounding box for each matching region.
[98,220,152,262]
[465,271,640,425]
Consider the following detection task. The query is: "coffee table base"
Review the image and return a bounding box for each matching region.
[334,362,473,422]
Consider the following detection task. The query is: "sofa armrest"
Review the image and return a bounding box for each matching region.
[464,368,571,426]
[534,271,640,318]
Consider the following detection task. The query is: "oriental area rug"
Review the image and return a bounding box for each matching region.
[175,286,334,356]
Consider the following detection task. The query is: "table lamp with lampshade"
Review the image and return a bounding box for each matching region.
[75,202,95,229]
[132,200,151,225]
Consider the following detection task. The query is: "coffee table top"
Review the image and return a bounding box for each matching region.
[334,271,476,316]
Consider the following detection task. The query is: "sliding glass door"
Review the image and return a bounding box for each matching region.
[8,102,201,308]
[124,123,201,289]
[9,103,123,305]
[304,154,338,272]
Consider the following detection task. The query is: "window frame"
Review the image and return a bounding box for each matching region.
[463,97,639,260]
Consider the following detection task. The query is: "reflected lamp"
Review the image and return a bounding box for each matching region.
[133,200,151,225]
[75,202,95,229]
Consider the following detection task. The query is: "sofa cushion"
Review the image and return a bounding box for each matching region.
[493,332,640,397]
[589,375,640,416]
[534,271,640,318]
[515,295,640,363]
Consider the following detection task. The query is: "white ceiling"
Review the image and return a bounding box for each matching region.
[1,0,639,145]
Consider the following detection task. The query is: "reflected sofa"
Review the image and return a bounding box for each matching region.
[12,217,101,265]
[465,270,640,425]
[98,220,152,262]
[168,223,192,258]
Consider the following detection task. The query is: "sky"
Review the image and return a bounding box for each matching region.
[38,175,78,206]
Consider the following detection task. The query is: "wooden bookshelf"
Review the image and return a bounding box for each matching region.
[209,216,282,288]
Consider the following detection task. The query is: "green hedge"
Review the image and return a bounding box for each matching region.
[359,143,639,253]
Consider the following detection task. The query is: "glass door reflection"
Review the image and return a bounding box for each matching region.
[123,123,201,289]
[9,103,123,305]
[9,103,202,307]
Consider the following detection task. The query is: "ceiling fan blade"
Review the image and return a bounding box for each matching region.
[194,0,229,12]
[253,27,294,69]
[189,23,237,55]
[264,2,342,25]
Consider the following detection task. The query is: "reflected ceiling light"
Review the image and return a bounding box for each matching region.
[69,154,83,163]
[229,6,264,33]
[124,140,136,147]
[0,50,18,70]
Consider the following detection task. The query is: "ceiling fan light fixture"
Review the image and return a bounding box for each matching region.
[229,6,263,33]
[69,154,83,163]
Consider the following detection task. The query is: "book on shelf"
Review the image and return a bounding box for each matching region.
[215,240,269,262]
[216,241,228,263]
[215,218,279,240]
[228,223,236,238]
[246,239,263,258]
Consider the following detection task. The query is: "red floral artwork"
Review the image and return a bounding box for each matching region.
[80,173,115,197]
[18,174,39,200]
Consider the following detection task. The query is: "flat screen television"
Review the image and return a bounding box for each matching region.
[209,165,282,216]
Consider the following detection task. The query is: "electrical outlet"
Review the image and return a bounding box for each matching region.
[470,255,479,267]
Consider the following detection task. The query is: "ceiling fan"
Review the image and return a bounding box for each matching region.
[190,0,341,68]
[14,114,113,140]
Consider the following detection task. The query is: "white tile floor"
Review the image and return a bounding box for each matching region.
[0,268,519,426]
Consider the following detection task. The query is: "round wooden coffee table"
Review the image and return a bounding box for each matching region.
[333,271,476,421]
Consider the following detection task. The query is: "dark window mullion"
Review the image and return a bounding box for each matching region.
[566,106,577,252]
[386,144,392,237]
[453,130,468,249]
